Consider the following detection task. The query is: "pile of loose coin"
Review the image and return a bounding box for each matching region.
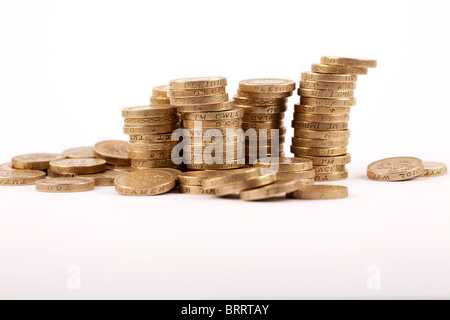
[292,56,377,182]
[168,77,245,172]
[234,79,296,164]
[122,85,181,170]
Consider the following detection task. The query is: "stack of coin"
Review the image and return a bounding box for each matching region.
[292,56,377,181]
[122,85,181,170]
[234,79,296,165]
[168,77,245,171]
[254,157,315,184]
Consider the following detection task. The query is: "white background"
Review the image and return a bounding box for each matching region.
[0,0,449,299]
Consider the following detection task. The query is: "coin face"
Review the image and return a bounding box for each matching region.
[367,157,424,181]
[35,177,96,193]
[11,153,65,170]
[62,146,95,159]
[0,170,46,186]
[239,79,296,93]
[49,158,107,174]
[420,161,447,177]
[114,169,176,196]
[93,140,131,166]
[287,185,348,200]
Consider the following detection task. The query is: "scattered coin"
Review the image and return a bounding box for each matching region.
[214,174,276,196]
[0,170,46,186]
[62,147,95,159]
[419,161,447,177]
[287,185,348,200]
[367,157,424,181]
[80,170,124,186]
[11,153,65,170]
[240,179,305,201]
[35,177,96,193]
[93,140,130,166]
[202,167,261,189]
[49,158,107,174]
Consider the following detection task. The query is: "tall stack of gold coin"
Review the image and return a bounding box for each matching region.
[168,77,245,171]
[234,79,296,165]
[122,85,181,169]
[292,56,377,181]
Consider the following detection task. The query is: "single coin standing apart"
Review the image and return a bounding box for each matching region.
[49,158,107,174]
[35,177,96,193]
[367,157,424,181]
[11,153,65,170]
[114,169,176,196]
[287,185,348,200]
[419,161,447,177]
[0,170,46,186]
[93,140,131,166]
[62,146,95,159]
[240,179,305,201]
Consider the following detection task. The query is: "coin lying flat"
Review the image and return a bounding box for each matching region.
[320,56,378,68]
[315,171,349,182]
[49,158,107,174]
[300,97,357,107]
[168,86,226,98]
[239,79,296,93]
[367,157,424,181]
[301,72,357,82]
[62,147,95,159]
[202,167,261,189]
[276,170,315,180]
[311,64,368,75]
[215,174,276,196]
[80,170,124,186]
[122,106,177,118]
[178,171,226,186]
[169,76,227,89]
[93,140,131,166]
[0,170,46,186]
[11,153,65,170]
[182,109,243,121]
[287,185,348,200]
[299,81,356,90]
[302,154,352,166]
[255,157,313,172]
[240,179,305,201]
[152,85,169,98]
[176,101,235,113]
[294,129,351,140]
[419,161,447,177]
[114,169,176,196]
[35,177,95,192]
[179,184,216,195]
[237,89,293,99]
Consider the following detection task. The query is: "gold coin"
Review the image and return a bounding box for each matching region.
[159,168,183,179]
[190,133,244,145]
[124,116,179,126]
[36,177,95,193]
[127,142,177,151]
[152,85,168,98]
[80,170,124,186]
[293,113,349,123]
[176,100,235,113]
[301,154,352,166]
[292,121,349,131]
[291,146,347,156]
[287,185,348,200]
[93,140,130,166]
[129,133,175,143]
[276,170,315,180]
[244,126,286,137]
[123,124,180,135]
[183,118,242,128]
[298,88,354,98]
[149,96,170,106]
[311,64,368,75]
[215,174,276,196]
[47,170,77,178]
[114,169,176,196]
[131,158,181,169]
[240,179,304,201]
[0,163,14,170]
[183,127,243,138]
[299,81,356,90]
[314,165,347,173]
[178,171,225,186]
[169,76,227,90]
[321,56,377,68]
[242,113,284,122]
[292,137,348,148]
[168,86,226,98]
[419,161,447,177]
[367,157,424,181]
[239,78,296,93]
[128,149,172,160]
[49,158,107,174]
[255,157,313,172]
[294,129,351,140]
[179,184,216,195]
[182,109,243,121]
[236,104,287,114]
[62,146,95,159]
[294,104,351,115]
[186,161,244,170]
[11,153,65,170]
[243,121,284,130]
[170,94,229,106]
[0,170,46,186]
[300,97,357,107]
[236,89,293,99]
[315,170,348,182]
[301,72,357,82]
[202,167,261,189]
[106,164,134,172]
[122,106,177,118]
[234,95,287,106]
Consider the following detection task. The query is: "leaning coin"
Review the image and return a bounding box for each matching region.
[49,158,106,174]
[240,179,305,201]
[93,140,131,166]
[62,146,95,159]
[11,153,65,170]
[255,157,313,172]
[215,174,276,196]
[202,167,261,189]
[419,161,447,177]
[35,177,95,193]
[287,185,348,200]
[367,157,424,181]
[0,170,46,186]
[114,169,176,196]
